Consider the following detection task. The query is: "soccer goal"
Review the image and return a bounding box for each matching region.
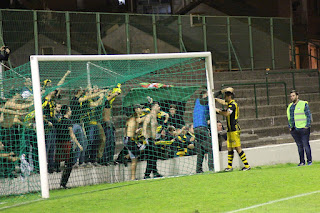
[1,52,220,200]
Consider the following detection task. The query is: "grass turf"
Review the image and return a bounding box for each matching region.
[1,162,320,212]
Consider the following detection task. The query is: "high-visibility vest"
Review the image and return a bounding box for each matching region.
[287,100,308,128]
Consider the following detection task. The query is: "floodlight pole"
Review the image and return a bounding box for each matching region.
[30,56,49,199]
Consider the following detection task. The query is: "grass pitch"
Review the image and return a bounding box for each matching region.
[1,162,320,212]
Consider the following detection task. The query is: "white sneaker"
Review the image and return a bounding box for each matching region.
[73,162,79,169]
[93,162,101,167]
[85,162,93,168]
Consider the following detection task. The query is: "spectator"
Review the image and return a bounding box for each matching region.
[193,90,214,173]
[81,86,108,166]
[0,46,10,61]
[168,104,185,130]
[143,102,163,179]
[166,125,195,158]
[21,77,33,99]
[123,104,144,180]
[216,89,251,171]
[100,84,121,165]
[70,88,88,168]
[287,90,312,166]
[0,141,19,178]
[57,105,83,189]
[217,121,227,151]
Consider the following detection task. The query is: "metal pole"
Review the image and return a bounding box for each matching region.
[202,16,207,52]
[65,12,71,55]
[248,17,254,71]
[152,14,158,53]
[284,82,288,106]
[0,64,3,98]
[96,13,101,55]
[227,17,232,71]
[318,70,320,94]
[292,72,296,90]
[125,14,130,54]
[178,15,183,53]
[33,11,39,55]
[30,56,49,199]
[254,84,258,118]
[270,18,275,69]
[266,73,270,105]
[290,18,295,68]
[205,53,221,172]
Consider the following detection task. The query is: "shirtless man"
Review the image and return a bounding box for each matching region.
[123,105,142,180]
[100,85,121,165]
[143,102,163,179]
[1,93,33,154]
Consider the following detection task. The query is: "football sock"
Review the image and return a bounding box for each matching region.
[227,151,234,168]
[239,151,250,168]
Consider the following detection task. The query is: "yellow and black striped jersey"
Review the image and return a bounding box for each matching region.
[226,99,240,132]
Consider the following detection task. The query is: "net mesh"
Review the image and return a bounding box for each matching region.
[0,55,215,201]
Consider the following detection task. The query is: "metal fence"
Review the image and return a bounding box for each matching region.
[0,9,293,71]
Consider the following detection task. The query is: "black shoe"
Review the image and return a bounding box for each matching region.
[48,168,55,174]
[60,184,71,189]
[196,170,203,174]
[298,162,305,166]
[241,166,251,171]
[123,158,128,167]
[224,167,233,172]
[153,172,163,178]
[144,175,151,179]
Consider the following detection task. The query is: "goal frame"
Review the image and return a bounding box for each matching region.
[29,52,220,199]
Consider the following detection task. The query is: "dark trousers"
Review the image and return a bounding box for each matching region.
[194,127,214,173]
[45,127,56,171]
[291,127,312,164]
[144,140,159,176]
[61,148,76,187]
[102,124,115,163]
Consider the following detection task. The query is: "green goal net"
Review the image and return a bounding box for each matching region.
[0,53,219,201]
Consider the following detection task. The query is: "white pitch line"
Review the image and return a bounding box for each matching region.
[0,199,43,211]
[227,190,320,213]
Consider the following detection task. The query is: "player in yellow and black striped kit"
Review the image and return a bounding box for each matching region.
[215,89,251,171]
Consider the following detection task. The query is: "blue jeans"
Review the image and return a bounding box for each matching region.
[291,127,312,164]
[72,123,88,164]
[86,124,99,163]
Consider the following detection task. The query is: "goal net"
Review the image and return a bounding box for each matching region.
[0,52,219,200]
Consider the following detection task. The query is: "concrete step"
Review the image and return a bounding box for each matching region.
[240,113,320,129]
[240,133,259,141]
[220,131,320,151]
[240,131,320,149]
[215,74,319,87]
[212,69,317,82]
[241,122,320,138]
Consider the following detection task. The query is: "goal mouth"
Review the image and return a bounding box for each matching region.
[1,52,219,200]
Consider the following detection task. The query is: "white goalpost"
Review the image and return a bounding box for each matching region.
[29,52,220,199]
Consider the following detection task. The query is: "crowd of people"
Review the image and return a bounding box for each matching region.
[0,70,245,187]
[0,65,313,189]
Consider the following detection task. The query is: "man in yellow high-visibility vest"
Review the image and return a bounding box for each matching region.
[287,90,312,166]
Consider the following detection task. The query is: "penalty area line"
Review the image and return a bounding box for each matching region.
[227,190,320,213]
